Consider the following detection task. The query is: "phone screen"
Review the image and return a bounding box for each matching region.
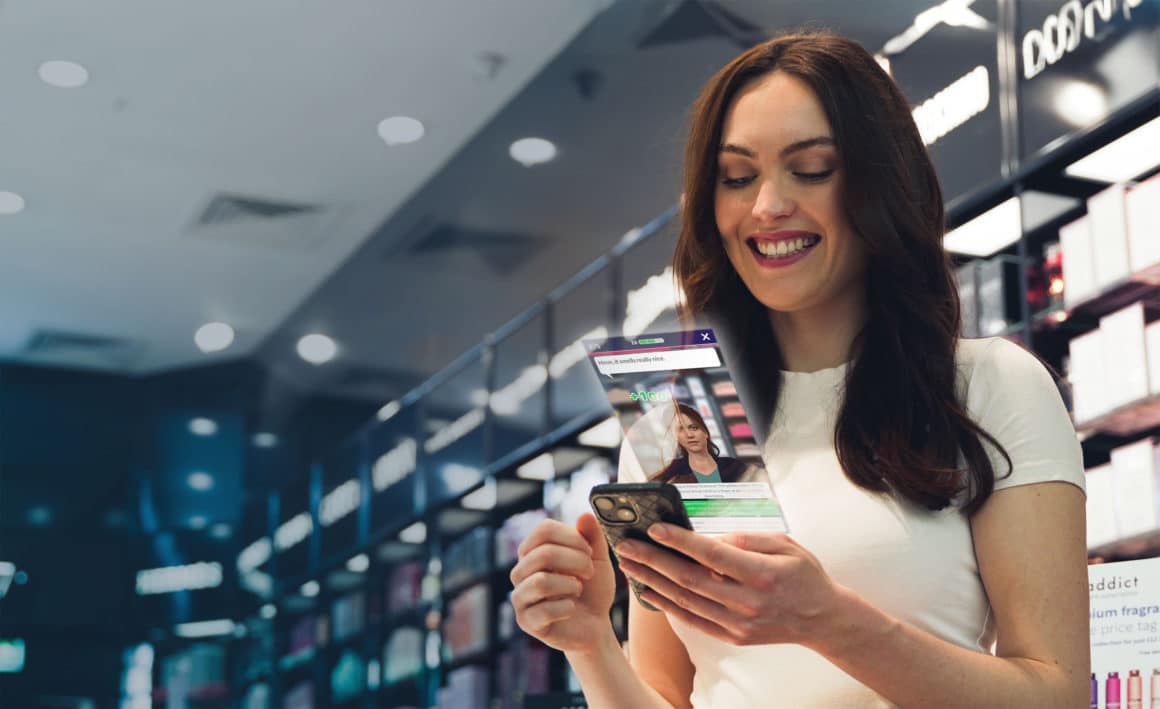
[584,328,789,536]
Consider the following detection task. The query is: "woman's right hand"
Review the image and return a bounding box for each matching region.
[510,513,616,654]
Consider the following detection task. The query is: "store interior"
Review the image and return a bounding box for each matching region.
[0,0,1157,707]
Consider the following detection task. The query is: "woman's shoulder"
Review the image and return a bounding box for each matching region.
[955,336,1064,412]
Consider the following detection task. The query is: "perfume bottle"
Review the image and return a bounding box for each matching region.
[1091,673,1098,709]
[1131,670,1142,709]
[1151,669,1160,709]
[1109,672,1121,709]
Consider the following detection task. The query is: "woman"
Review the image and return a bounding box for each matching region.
[510,30,1088,707]
[650,403,746,484]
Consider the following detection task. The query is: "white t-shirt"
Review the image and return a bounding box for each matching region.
[616,337,1085,708]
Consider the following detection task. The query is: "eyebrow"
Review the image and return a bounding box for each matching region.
[719,136,836,159]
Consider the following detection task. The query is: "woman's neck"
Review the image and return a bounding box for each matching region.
[768,286,867,373]
[687,451,717,473]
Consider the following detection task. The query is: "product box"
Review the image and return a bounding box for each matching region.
[1060,215,1097,308]
[955,262,980,337]
[1070,329,1109,424]
[977,257,1013,336]
[1086,464,1119,549]
[1127,173,1160,276]
[1110,440,1160,538]
[1089,558,1160,708]
[1100,303,1151,411]
[1147,322,1160,396]
[1088,184,1133,291]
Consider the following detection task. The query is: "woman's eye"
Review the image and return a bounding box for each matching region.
[720,175,755,189]
[794,169,835,183]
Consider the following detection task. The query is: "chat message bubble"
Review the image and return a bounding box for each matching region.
[592,346,721,376]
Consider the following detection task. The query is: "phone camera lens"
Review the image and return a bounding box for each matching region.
[615,507,637,522]
[594,497,614,512]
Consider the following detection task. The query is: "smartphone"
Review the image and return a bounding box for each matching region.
[588,482,695,611]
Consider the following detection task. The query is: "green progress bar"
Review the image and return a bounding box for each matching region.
[682,499,782,517]
[638,338,664,345]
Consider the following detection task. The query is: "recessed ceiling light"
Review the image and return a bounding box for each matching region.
[0,192,25,215]
[194,322,235,354]
[252,432,279,448]
[259,603,277,620]
[509,137,557,167]
[210,523,232,539]
[189,515,208,530]
[300,580,320,598]
[297,334,338,365]
[187,472,214,491]
[189,418,218,436]
[346,554,370,573]
[1065,116,1160,183]
[377,116,425,146]
[39,60,89,89]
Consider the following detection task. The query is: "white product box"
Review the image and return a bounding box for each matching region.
[1099,303,1150,410]
[1148,321,1160,396]
[1110,439,1159,537]
[1060,215,1097,308]
[1086,463,1119,548]
[1127,172,1160,274]
[1087,184,1132,290]
[1069,329,1108,424]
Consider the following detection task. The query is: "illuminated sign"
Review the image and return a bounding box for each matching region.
[912,65,990,146]
[1022,0,1145,80]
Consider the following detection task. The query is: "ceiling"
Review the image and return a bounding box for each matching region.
[0,0,930,410]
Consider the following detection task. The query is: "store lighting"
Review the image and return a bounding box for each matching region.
[424,408,485,454]
[300,580,320,598]
[0,192,25,215]
[470,388,490,407]
[942,197,1022,257]
[189,516,208,530]
[187,472,214,491]
[174,619,235,639]
[194,322,235,353]
[1065,117,1160,183]
[297,334,338,365]
[549,326,608,379]
[1052,80,1108,129]
[441,463,483,493]
[274,513,313,551]
[237,537,272,572]
[259,603,277,620]
[461,477,497,511]
[346,554,370,573]
[27,506,51,526]
[376,401,401,422]
[578,417,622,448]
[210,523,231,539]
[0,562,15,600]
[509,137,557,167]
[136,561,223,595]
[38,60,89,88]
[372,438,417,492]
[320,480,361,527]
[517,452,556,481]
[623,266,686,338]
[398,521,427,545]
[189,417,218,436]
[252,432,278,448]
[377,116,425,146]
[489,366,547,416]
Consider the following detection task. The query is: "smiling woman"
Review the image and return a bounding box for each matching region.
[510,29,1089,709]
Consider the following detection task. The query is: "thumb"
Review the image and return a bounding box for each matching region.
[576,512,611,562]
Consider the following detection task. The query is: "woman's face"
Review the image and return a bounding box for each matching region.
[677,413,708,454]
[714,71,867,315]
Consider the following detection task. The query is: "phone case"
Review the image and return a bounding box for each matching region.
[588,483,693,611]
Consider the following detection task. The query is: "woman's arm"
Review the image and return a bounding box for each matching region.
[810,480,1089,707]
[567,591,694,709]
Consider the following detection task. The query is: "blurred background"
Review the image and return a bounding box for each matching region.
[0,1,1156,707]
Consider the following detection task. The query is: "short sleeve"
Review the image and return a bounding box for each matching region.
[616,440,648,483]
[963,338,1085,495]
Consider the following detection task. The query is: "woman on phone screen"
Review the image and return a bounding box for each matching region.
[509,29,1088,707]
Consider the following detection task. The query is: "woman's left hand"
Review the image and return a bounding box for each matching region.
[615,524,848,649]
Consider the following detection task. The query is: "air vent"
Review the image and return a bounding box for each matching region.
[398,222,545,275]
[23,329,145,368]
[187,192,341,251]
[194,193,320,227]
[637,0,760,49]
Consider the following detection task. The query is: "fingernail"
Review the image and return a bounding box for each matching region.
[648,524,667,540]
[618,541,638,558]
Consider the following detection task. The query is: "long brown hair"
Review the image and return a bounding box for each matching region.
[674,30,1010,514]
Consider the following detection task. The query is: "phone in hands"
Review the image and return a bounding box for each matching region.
[588,482,695,611]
